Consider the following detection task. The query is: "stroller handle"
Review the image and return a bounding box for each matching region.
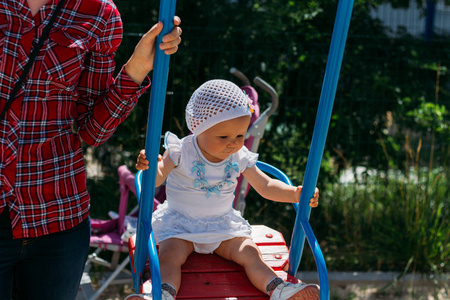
[229,67,251,86]
[253,76,278,118]
[229,68,279,118]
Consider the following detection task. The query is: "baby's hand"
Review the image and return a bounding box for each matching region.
[295,186,319,207]
[310,187,319,208]
[135,150,164,171]
[135,149,149,170]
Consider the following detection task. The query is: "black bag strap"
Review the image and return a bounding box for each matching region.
[0,0,66,121]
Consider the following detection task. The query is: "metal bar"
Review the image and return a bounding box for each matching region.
[300,220,329,300]
[256,161,293,186]
[256,161,298,213]
[288,1,354,299]
[89,256,131,300]
[131,1,177,299]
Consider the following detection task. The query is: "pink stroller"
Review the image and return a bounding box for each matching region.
[79,165,164,300]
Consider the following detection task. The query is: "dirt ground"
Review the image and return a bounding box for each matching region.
[89,280,448,300]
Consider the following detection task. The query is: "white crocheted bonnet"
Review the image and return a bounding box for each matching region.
[185,79,252,135]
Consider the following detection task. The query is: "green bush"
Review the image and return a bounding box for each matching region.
[319,168,448,273]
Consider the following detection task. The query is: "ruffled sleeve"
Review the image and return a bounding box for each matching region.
[163,131,182,166]
[236,146,259,173]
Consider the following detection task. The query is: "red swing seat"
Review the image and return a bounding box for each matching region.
[128,224,298,299]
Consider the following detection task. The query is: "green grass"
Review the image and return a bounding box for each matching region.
[244,164,448,280]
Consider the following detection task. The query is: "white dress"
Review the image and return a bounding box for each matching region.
[151,132,258,253]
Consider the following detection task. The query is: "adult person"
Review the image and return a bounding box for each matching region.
[0,0,182,299]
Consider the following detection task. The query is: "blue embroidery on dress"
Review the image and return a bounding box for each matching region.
[206,186,221,198]
[192,158,239,198]
[191,161,205,174]
[225,161,239,173]
[194,178,208,188]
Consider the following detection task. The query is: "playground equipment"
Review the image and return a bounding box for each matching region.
[78,166,164,300]
[129,0,354,298]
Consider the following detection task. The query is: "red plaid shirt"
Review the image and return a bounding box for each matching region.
[0,0,150,238]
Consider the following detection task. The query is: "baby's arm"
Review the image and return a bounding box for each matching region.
[135,149,175,187]
[242,166,319,207]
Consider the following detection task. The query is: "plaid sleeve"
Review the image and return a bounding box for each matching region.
[75,3,150,146]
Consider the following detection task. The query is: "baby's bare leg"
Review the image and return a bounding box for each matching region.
[159,238,194,291]
[214,237,277,294]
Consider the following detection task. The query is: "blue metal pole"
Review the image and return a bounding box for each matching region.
[287,0,354,299]
[132,1,177,299]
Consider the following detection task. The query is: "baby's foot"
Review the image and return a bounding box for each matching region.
[124,293,151,300]
[270,281,320,300]
[124,290,174,300]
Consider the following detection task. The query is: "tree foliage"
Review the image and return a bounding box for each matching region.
[90,0,449,190]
